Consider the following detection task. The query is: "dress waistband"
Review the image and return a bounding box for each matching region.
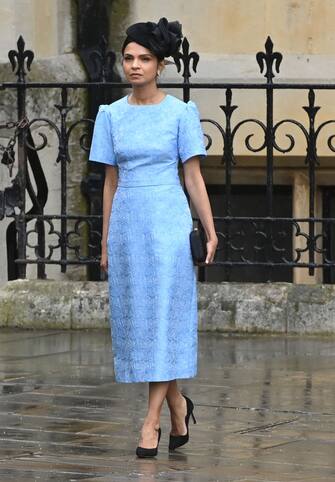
[117,182,182,188]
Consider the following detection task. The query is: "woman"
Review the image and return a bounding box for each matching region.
[89,17,218,457]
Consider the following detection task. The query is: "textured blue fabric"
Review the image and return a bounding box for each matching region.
[89,93,207,383]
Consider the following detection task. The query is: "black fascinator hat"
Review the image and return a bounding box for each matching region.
[122,17,183,60]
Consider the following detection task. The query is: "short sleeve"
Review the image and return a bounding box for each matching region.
[177,100,207,163]
[89,105,117,166]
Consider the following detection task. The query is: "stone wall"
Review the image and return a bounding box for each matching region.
[0,0,88,283]
[0,54,89,283]
[1,279,335,334]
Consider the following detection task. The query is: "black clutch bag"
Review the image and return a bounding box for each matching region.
[190,223,207,264]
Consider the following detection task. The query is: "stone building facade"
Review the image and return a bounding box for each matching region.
[1,0,334,285]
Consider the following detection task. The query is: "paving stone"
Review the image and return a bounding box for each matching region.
[0,330,334,480]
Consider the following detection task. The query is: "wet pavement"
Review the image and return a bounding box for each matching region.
[0,330,335,481]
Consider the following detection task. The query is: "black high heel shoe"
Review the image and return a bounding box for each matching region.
[136,427,161,458]
[169,394,197,451]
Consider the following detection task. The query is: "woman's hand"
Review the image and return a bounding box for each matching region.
[205,234,218,264]
[100,246,108,272]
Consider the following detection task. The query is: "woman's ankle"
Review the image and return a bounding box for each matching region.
[167,392,185,415]
[143,416,160,430]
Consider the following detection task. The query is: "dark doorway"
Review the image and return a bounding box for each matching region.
[322,187,335,284]
[199,185,293,283]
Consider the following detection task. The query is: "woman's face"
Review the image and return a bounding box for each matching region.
[122,41,163,86]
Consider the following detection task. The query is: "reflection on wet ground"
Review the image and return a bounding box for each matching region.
[0,329,335,481]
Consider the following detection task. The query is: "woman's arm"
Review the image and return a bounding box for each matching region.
[183,157,218,264]
[101,165,118,272]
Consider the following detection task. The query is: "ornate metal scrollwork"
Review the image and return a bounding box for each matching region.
[2,33,335,281]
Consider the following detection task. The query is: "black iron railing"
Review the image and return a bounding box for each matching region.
[1,35,335,281]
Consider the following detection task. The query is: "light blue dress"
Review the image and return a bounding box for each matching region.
[89,93,207,383]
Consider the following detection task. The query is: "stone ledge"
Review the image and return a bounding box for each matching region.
[1,279,335,334]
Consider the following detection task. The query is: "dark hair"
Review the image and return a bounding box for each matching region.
[122,37,164,62]
[121,17,182,62]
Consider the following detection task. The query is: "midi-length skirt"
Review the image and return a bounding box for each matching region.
[107,183,198,383]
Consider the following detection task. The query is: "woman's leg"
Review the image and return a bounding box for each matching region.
[138,381,169,448]
[165,380,187,436]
